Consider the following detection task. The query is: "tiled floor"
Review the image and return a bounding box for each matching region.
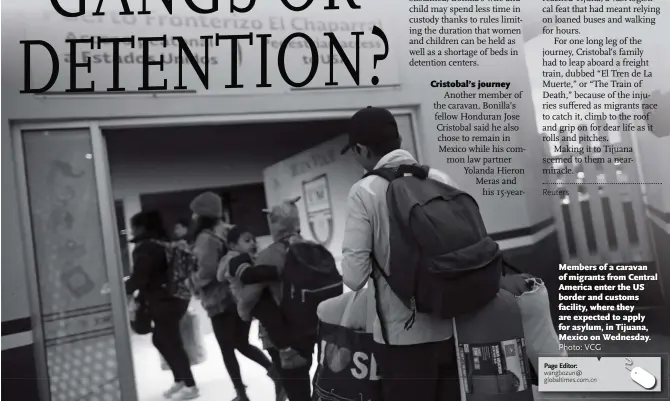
[131,320,317,401]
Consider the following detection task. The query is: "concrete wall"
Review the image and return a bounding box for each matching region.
[1,122,31,322]
[1,120,35,396]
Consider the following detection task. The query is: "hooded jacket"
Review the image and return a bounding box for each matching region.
[218,250,258,321]
[125,234,170,298]
[218,234,300,322]
[233,198,303,349]
[191,229,232,316]
[125,232,188,319]
[341,149,457,346]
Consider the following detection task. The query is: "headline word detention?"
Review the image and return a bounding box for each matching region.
[21,0,390,93]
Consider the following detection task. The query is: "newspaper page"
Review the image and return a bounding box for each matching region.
[1,0,668,400]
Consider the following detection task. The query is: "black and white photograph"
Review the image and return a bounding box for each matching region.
[1,1,669,400]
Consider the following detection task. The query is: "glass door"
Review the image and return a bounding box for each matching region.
[15,125,137,401]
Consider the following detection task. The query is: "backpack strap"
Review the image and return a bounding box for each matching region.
[364,164,430,181]
[502,259,523,276]
[370,258,391,345]
[370,255,419,344]
[363,167,399,181]
[203,229,228,259]
[397,164,430,179]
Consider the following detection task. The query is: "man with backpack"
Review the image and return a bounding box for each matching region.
[234,197,342,401]
[340,107,468,401]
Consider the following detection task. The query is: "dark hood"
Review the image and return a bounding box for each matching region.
[129,231,166,244]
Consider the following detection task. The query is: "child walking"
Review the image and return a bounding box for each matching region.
[217,226,309,370]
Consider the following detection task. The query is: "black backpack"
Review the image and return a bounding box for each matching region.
[280,241,344,338]
[366,164,502,328]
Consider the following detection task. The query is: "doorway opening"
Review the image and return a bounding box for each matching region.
[13,108,418,401]
[104,118,351,401]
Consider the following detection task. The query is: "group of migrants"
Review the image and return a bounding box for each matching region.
[122,107,562,401]
[125,190,329,401]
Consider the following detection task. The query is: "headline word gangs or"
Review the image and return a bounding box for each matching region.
[49,0,361,17]
[21,0,390,93]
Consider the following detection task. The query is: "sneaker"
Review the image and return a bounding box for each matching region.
[279,348,309,370]
[173,386,200,400]
[163,382,185,399]
[267,367,287,401]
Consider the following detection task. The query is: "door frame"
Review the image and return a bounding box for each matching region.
[12,105,421,401]
[17,106,423,163]
[11,122,138,401]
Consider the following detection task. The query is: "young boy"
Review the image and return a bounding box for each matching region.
[217,225,309,369]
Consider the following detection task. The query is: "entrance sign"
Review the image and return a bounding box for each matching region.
[303,174,334,246]
[263,135,363,268]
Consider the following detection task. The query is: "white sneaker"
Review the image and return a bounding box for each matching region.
[173,386,200,400]
[163,382,185,399]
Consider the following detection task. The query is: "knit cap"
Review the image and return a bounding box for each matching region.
[263,196,301,241]
[190,191,223,218]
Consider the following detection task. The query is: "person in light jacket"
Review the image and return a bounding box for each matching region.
[227,199,315,401]
[340,107,462,401]
[189,192,278,401]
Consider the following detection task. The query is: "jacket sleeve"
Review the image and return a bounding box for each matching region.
[341,186,373,291]
[229,253,280,282]
[191,233,222,290]
[216,257,228,282]
[125,242,160,295]
[254,243,286,274]
[228,253,253,277]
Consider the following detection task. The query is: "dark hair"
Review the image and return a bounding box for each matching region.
[130,210,167,239]
[227,225,253,245]
[366,136,401,158]
[189,215,219,241]
[175,218,190,228]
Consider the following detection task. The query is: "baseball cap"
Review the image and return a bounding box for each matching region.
[340,107,400,155]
